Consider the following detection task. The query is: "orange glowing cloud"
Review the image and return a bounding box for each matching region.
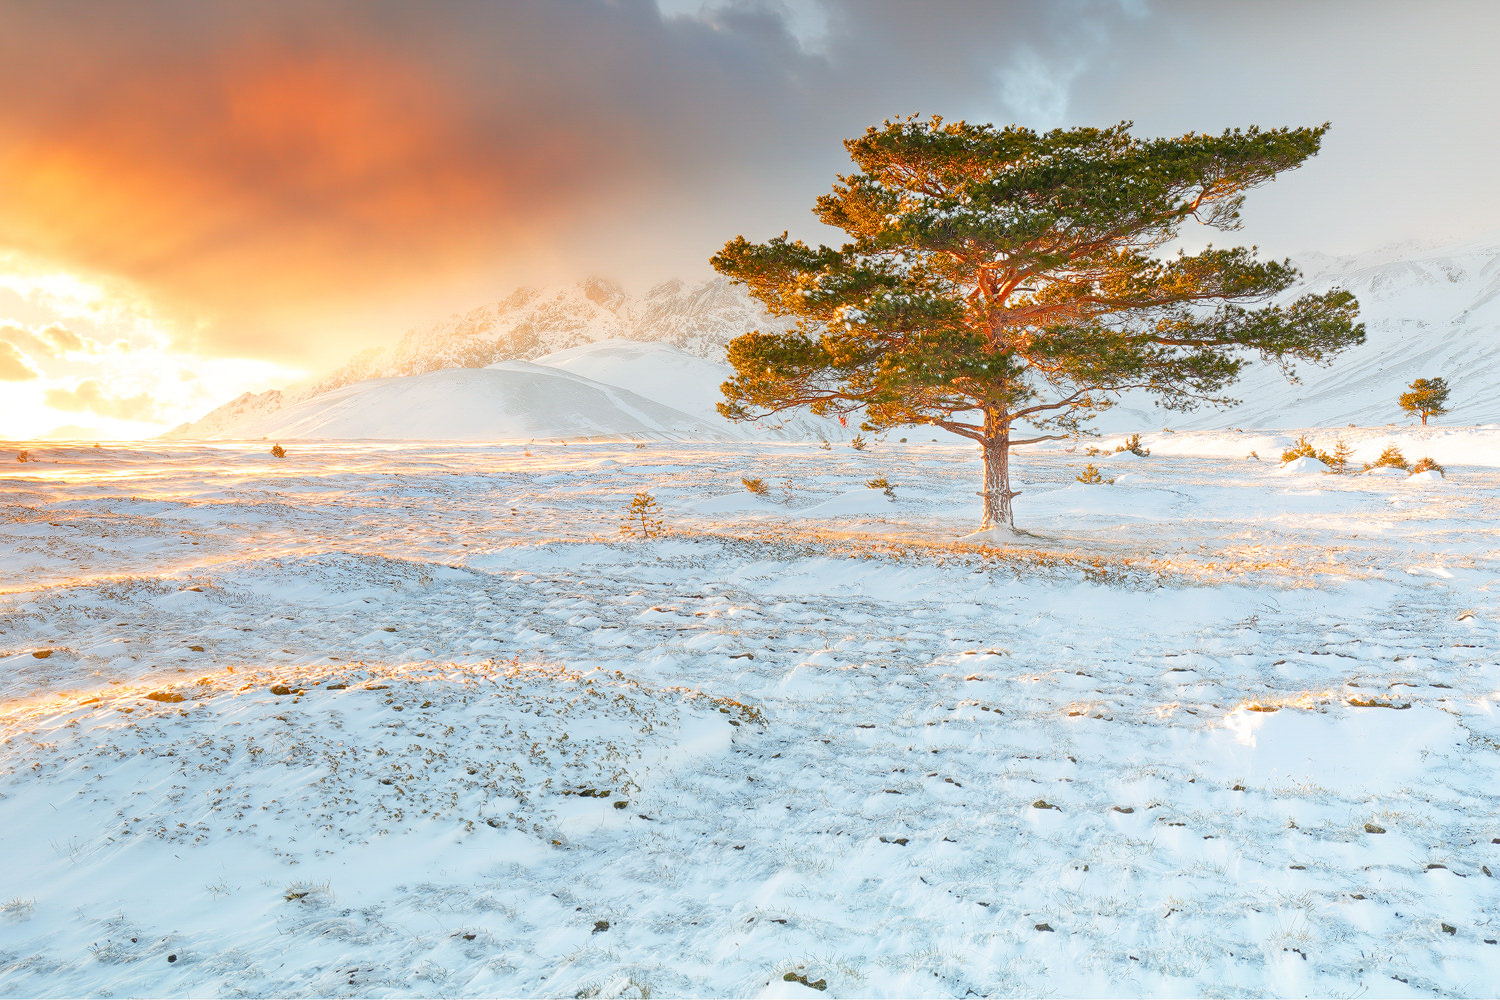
[0,8,657,365]
[0,1,1180,373]
[0,341,38,381]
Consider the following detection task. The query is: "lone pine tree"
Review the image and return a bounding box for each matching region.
[1398,376,1449,425]
[711,118,1364,531]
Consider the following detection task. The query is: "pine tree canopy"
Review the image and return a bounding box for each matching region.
[710,117,1365,529]
[1398,376,1450,424]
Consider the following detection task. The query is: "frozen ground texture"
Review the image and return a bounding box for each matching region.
[2,438,1500,997]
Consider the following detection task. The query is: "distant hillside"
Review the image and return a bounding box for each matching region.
[201,341,839,443]
[171,236,1500,440]
[233,357,733,442]
[1106,236,1500,430]
[168,276,788,439]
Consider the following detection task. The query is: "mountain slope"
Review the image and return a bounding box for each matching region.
[1104,237,1500,431]
[171,236,1500,441]
[234,363,729,442]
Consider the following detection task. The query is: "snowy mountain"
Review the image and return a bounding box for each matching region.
[217,341,836,443]
[170,388,286,439]
[171,236,1500,441]
[167,276,791,439]
[1106,236,1500,430]
[294,276,787,402]
[232,360,735,442]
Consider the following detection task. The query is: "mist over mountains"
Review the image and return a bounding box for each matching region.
[168,276,792,439]
[171,238,1500,441]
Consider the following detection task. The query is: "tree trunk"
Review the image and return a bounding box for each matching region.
[979,408,1017,530]
[1421,412,1428,426]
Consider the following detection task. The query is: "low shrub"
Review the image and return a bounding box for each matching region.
[620,492,665,538]
[1411,456,1445,475]
[270,443,287,459]
[849,434,868,451]
[741,476,768,495]
[865,476,896,499]
[1280,436,1319,464]
[1364,444,1408,472]
[1076,464,1114,485]
[1115,433,1150,457]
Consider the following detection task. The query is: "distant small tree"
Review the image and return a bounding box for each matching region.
[270,443,287,458]
[1398,377,1450,425]
[621,492,665,538]
[1325,438,1354,474]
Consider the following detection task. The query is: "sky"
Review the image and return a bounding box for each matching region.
[2,0,1499,439]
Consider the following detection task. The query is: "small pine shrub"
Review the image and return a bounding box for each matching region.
[1364,444,1408,472]
[1084,445,1104,457]
[620,492,665,538]
[1115,433,1150,457]
[849,434,868,451]
[1247,450,1260,460]
[15,450,28,462]
[1411,456,1445,476]
[865,476,896,499]
[270,443,287,459]
[818,440,832,451]
[1280,436,1318,463]
[741,476,768,495]
[1076,464,1114,485]
[1325,438,1355,475]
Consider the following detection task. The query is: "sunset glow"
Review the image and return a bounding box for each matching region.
[4,7,1500,992]
[3,2,1500,440]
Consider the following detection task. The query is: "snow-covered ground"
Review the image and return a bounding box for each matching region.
[3,438,1499,997]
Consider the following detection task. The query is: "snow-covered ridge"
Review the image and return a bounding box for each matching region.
[1108,235,1500,429]
[168,275,792,440]
[221,341,837,443]
[173,235,1500,440]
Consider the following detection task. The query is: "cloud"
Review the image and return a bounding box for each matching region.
[0,342,38,381]
[43,379,160,421]
[0,320,97,359]
[0,0,1136,368]
[38,323,88,353]
[4,0,1496,375]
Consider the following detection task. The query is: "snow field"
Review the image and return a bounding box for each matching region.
[2,440,1499,996]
